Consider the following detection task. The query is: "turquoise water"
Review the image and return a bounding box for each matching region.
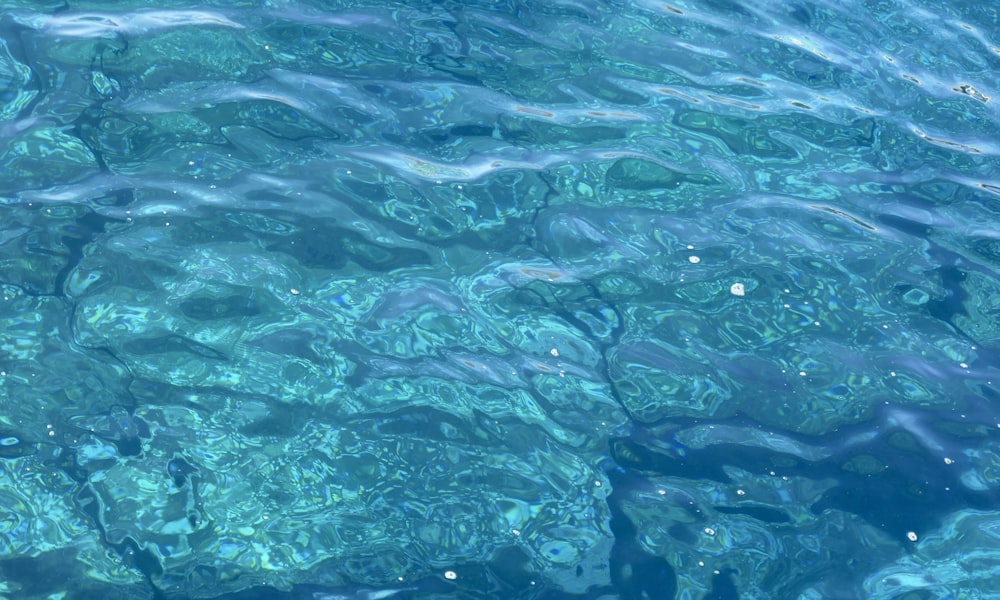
[1,0,1000,598]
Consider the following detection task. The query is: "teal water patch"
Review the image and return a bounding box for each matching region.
[1,1,1000,598]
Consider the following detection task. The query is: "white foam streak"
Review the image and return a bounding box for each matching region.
[41,10,243,37]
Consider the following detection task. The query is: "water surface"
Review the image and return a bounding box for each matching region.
[1,1,1000,598]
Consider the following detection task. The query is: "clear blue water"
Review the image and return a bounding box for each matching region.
[1,0,999,598]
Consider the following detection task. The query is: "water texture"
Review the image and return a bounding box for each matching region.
[1,0,999,598]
